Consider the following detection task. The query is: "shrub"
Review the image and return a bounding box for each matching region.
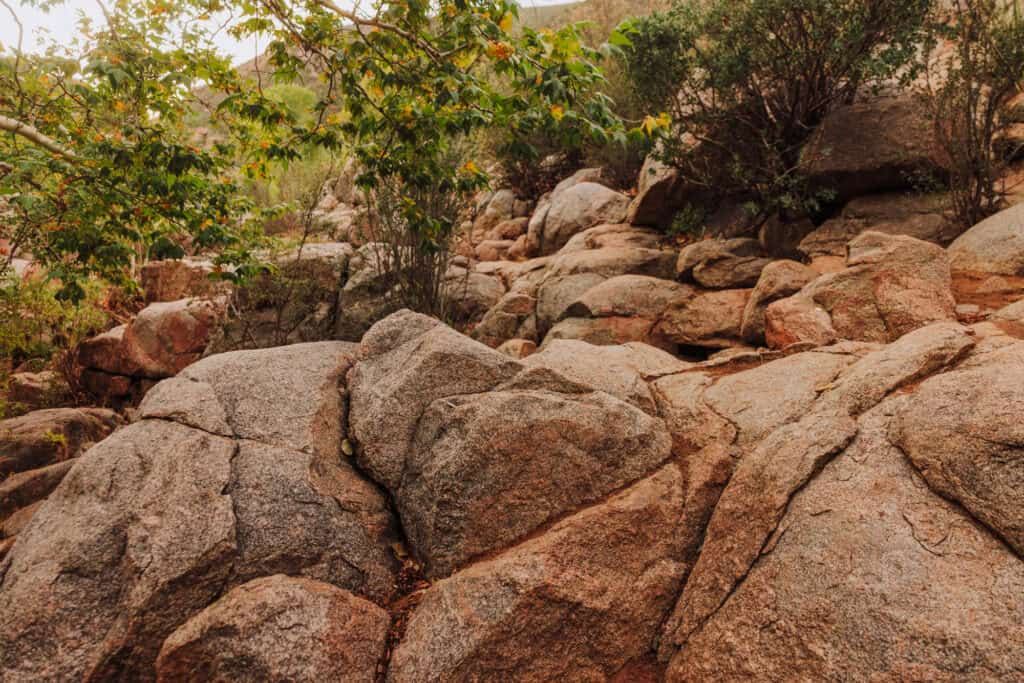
[362,144,473,322]
[624,0,932,222]
[0,271,112,410]
[920,0,1024,230]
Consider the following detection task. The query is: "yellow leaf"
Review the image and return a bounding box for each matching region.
[499,12,513,32]
[656,112,672,129]
[642,115,657,135]
[550,105,565,121]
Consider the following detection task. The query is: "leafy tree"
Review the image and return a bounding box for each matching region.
[215,0,631,250]
[622,0,933,223]
[920,0,1024,229]
[0,0,263,300]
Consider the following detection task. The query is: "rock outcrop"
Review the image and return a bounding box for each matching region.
[800,95,949,201]
[3,304,1024,682]
[0,342,398,681]
[156,575,389,682]
[765,231,956,348]
[948,201,1024,276]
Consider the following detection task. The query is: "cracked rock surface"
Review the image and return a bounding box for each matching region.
[2,311,1024,682]
[0,341,398,681]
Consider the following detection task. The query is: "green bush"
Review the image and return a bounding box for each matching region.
[920,0,1024,230]
[624,0,932,221]
[0,272,110,366]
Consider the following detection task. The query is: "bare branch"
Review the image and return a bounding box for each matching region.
[0,115,77,159]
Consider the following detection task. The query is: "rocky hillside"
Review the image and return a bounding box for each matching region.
[2,90,1024,681]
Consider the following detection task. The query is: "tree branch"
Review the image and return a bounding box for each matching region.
[311,0,443,62]
[0,115,77,160]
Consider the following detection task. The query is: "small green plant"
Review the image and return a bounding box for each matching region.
[668,204,707,238]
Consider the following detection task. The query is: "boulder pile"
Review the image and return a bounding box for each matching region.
[2,304,1023,680]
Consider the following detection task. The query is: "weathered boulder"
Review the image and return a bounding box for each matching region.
[546,275,692,350]
[0,342,399,681]
[533,182,630,255]
[559,222,664,254]
[535,244,677,333]
[627,155,690,230]
[702,349,858,445]
[0,407,122,477]
[349,313,673,578]
[397,385,671,578]
[522,339,672,414]
[765,232,956,348]
[524,169,613,255]
[740,260,818,343]
[125,298,226,377]
[798,193,957,260]
[81,298,226,380]
[800,96,948,202]
[948,201,1024,276]
[894,341,1024,555]
[156,575,389,683]
[141,258,225,303]
[0,459,75,523]
[563,274,691,321]
[663,399,1024,681]
[654,288,752,349]
[389,465,687,683]
[676,238,773,289]
[349,312,523,491]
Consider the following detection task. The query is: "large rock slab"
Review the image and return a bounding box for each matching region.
[894,341,1024,555]
[948,201,1024,276]
[389,465,687,682]
[0,407,122,477]
[399,386,671,577]
[0,342,399,681]
[703,350,857,445]
[156,575,389,682]
[522,339,670,414]
[350,313,674,578]
[664,400,1024,681]
[800,96,948,202]
[765,231,956,347]
[348,312,523,491]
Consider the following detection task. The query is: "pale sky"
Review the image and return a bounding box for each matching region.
[0,0,575,65]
